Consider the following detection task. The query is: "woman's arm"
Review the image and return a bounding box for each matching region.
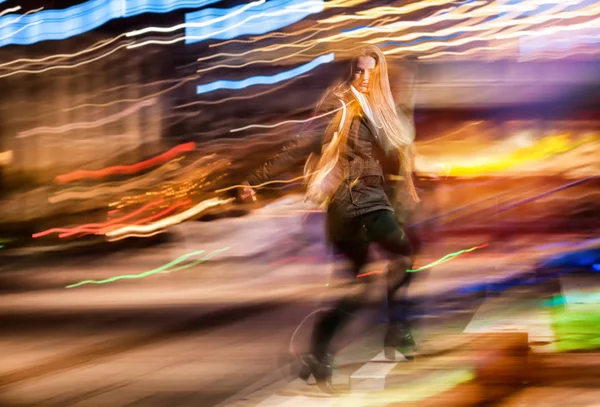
[245,96,341,188]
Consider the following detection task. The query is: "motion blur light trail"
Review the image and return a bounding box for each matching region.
[355,244,489,278]
[383,17,600,57]
[0,6,21,17]
[126,0,265,38]
[0,0,222,47]
[407,244,489,273]
[128,0,323,49]
[195,52,334,94]
[64,75,200,112]
[32,199,165,238]
[215,173,311,193]
[0,33,126,70]
[17,98,156,139]
[105,197,233,241]
[427,133,593,177]
[195,42,323,74]
[319,0,455,24]
[175,74,308,109]
[0,40,133,79]
[230,98,348,132]
[208,19,349,48]
[185,0,372,45]
[65,247,230,288]
[60,199,193,238]
[54,142,195,184]
[48,159,184,203]
[184,0,323,44]
[366,2,589,47]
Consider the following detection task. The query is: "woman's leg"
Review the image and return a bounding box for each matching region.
[367,213,419,357]
[309,240,370,361]
[378,230,415,324]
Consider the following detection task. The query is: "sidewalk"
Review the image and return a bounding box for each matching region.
[229,272,600,407]
[1,195,598,406]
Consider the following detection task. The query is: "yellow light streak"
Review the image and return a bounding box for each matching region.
[370,3,598,46]
[0,33,126,70]
[0,6,22,18]
[105,197,233,240]
[63,75,199,112]
[230,101,352,133]
[383,17,600,56]
[0,41,132,79]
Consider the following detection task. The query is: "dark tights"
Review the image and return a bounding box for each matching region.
[310,225,418,360]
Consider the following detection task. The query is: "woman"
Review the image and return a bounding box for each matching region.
[243,45,420,394]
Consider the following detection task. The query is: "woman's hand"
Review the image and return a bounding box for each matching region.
[239,181,257,202]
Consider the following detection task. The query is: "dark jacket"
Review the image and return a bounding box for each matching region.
[248,94,406,217]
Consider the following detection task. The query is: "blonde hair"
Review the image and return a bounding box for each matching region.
[305,45,419,205]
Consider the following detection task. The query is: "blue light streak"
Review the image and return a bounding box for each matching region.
[184,0,323,44]
[196,52,334,95]
[0,0,221,47]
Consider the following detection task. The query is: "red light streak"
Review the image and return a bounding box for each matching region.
[54,142,196,184]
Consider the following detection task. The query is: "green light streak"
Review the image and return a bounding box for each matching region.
[66,247,229,288]
[407,244,488,272]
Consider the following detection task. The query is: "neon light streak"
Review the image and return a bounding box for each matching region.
[230,97,348,132]
[175,74,307,109]
[17,98,156,139]
[126,0,265,37]
[33,200,165,238]
[49,160,183,204]
[59,199,193,238]
[356,244,489,278]
[54,142,195,184]
[196,52,334,95]
[105,197,232,240]
[66,247,229,288]
[0,0,222,47]
[407,244,489,272]
[184,0,323,44]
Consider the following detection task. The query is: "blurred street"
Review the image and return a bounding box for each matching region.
[0,1,598,404]
[1,196,598,406]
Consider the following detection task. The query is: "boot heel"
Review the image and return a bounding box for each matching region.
[299,363,312,382]
[384,345,396,360]
[300,354,335,394]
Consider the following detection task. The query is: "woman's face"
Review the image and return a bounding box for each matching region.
[352,56,377,94]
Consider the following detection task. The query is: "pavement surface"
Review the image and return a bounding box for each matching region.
[0,195,598,406]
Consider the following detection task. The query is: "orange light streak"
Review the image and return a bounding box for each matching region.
[33,199,164,238]
[61,199,193,238]
[105,197,233,241]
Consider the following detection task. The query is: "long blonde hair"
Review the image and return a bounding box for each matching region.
[305,45,419,205]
